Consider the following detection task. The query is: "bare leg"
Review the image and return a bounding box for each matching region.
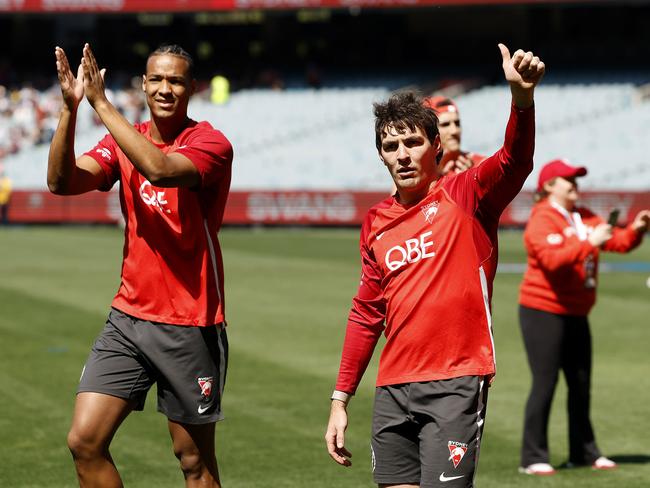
[67,392,136,488]
[169,420,221,488]
[379,484,419,488]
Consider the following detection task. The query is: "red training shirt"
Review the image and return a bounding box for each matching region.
[519,199,643,316]
[86,119,233,326]
[335,104,535,394]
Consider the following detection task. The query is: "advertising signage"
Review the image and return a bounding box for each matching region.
[0,0,629,13]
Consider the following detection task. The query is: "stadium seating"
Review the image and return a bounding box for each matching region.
[458,83,649,190]
[4,81,649,191]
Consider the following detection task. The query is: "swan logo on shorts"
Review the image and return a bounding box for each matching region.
[447,441,468,468]
[198,377,213,397]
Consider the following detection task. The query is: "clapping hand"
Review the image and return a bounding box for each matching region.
[81,43,107,108]
[54,47,84,111]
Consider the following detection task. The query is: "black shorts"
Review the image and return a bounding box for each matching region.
[78,308,228,424]
[371,376,488,487]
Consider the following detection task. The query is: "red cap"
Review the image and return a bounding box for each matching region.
[423,95,458,115]
[537,158,587,191]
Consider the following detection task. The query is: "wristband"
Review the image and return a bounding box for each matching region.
[331,390,351,404]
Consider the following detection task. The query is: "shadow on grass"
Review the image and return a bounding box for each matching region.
[556,454,650,470]
[610,454,650,465]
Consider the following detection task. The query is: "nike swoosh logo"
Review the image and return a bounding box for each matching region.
[439,473,465,482]
[376,232,385,241]
[197,404,211,414]
[177,145,188,149]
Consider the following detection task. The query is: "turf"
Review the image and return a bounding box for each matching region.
[0,226,648,487]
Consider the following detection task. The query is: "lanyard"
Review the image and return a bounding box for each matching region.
[550,201,588,241]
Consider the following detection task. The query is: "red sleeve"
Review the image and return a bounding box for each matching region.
[470,152,486,166]
[334,212,386,394]
[475,103,535,215]
[175,128,233,189]
[525,211,595,273]
[603,225,644,253]
[84,134,120,191]
[581,208,644,253]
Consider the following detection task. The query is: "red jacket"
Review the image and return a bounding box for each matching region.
[519,199,643,316]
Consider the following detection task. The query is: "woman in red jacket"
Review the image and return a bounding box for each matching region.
[518,159,650,476]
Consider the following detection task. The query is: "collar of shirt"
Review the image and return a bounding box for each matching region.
[550,200,588,241]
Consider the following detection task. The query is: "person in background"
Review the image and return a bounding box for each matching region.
[518,158,650,475]
[0,165,12,225]
[210,74,230,105]
[423,96,485,175]
[387,95,486,196]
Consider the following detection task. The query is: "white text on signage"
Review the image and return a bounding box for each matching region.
[247,192,356,222]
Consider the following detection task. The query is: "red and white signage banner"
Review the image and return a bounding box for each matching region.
[6,189,650,227]
[7,190,122,224]
[224,191,383,224]
[0,0,615,12]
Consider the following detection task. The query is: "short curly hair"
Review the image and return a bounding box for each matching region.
[147,44,194,79]
[374,92,439,152]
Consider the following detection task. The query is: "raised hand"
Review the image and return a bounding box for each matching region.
[81,43,108,108]
[498,43,545,108]
[631,209,650,232]
[55,46,84,111]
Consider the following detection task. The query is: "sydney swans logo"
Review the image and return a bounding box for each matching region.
[421,200,440,224]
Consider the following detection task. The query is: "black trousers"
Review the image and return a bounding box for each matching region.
[519,305,601,466]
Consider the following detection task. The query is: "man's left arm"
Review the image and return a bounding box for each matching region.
[475,45,545,214]
[81,44,206,188]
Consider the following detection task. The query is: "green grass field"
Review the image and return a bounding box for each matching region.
[1,226,649,487]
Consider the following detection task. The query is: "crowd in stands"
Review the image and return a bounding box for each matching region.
[0,84,57,159]
[3,73,649,192]
[0,78,145,161]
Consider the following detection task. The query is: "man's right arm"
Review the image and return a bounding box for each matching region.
[47,106,106,195]
[48,46,106,196]
[325,217,386,466]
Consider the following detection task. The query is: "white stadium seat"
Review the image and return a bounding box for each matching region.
[5,82,649,191]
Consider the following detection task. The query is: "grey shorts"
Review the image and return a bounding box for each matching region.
[78,308,228,424]
[371,376,488,488]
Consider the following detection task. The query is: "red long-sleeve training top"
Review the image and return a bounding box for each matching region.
[335,103,535,394]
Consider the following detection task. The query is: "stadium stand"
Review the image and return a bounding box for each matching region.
[458,81,650,190]
[3,78,650,191]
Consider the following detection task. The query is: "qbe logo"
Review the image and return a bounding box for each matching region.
[385,231,436,271]
[139,180,170,214]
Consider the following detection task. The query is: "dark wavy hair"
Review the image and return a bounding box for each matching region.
[147,44,194,79]
[374,92,439,152]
